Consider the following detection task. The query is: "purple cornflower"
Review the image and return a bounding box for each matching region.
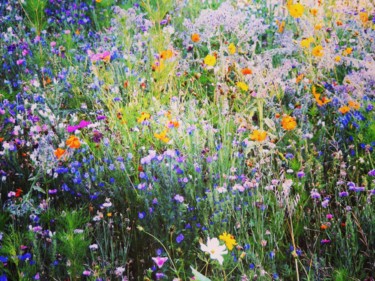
[310,189,321,199]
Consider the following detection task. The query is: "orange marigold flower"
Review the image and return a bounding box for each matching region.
[348,100,360,110]
[0,137,4,142]
[191,33,200,43]
[359,12,369,24]
[312,45,324,57]
[66,135,81,149]
[281,115,297,130]
[250,130,267,142]
[342,47,353,56]
[320,224,329,230]
[241,68,252,75]
[54,148,66,159]
[160,50,173,60]
[338,106,350,114]
[310,8,318,16]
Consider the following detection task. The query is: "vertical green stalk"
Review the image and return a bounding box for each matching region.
[257,98,264,130]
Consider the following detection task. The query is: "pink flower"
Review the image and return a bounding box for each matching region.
[152,256,168,268]
[16,59,25,66]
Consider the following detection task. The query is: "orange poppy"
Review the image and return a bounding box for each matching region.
[54,148,66,159]
[191,33,200,43]
[66,135,81,149]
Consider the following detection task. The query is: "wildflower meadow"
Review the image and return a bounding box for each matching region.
[0,0,375,280]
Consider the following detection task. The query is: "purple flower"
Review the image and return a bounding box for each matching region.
[310,189,321,199]
[339,191,349,197]
[321,198,329,208]
[176,233,184,244]
[174,194,184,203]
[67,125,79,133]
[297,171,305,178]
[16,59,25,66]
[82,270,91,276]
[78,120,91,129]
[368,169,375,176]
[321,239,331,244]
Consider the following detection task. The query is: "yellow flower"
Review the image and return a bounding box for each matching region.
[96,0,101,2]
[310,8,318,16]
[312,45,324,57]
[288,3,304,18]
[359,12,369,24]
[342,47,352,56]
[137,112,151,123]
[314,23,323,30]
[250,130,267,142]
[204,54,216,66]
[219,232,237,251]
[160,50,173,60]
[334,56,341,62]
[300,37,314,48]
[348,100,360,110]
[281,115,297,130]
[237,82,249,91]
[154,130,170,143]
[338,106,350,114]
[228,43,236,55]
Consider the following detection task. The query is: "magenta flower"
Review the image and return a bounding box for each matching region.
[152,256,168,268]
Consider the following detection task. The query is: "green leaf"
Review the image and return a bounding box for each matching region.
[191,266,212,281]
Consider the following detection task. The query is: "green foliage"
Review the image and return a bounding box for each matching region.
[21,0,47,34]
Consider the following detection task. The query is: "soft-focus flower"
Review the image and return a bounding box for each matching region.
[242,68,252,75]
[54,148,66,159]
[219,232,237,251]
[237,82,249,91]
[228,43,236,55]
[281,115,297,130]
[66,136,81,149]
[338,106,350,114]
[312,45,324,57]
[154,130,170,143]
[288,3,304,18]
[152,256,168,268]
[250,130,267,142]
[191,33,200,42]
[342,47,353,56]
[312,86,331,106]
[137,112,151,123]
[300,37,314,48]
[200,237,228,265]
[359,12,368,24]
[204,54,216,66]
[160,50,173,60]
[348,100,360,110]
